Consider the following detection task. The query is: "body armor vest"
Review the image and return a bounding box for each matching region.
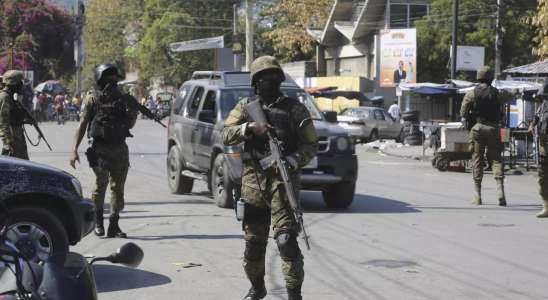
[88,91,132,142]
[0,90,26,127]
[538,101,548,135]
[243,97,299,161]
[474,86,501,122]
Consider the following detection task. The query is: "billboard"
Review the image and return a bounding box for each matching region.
[170,36,224,52]
[380,29,416,87]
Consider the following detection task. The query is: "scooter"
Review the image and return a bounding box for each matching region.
[0,202,144,300]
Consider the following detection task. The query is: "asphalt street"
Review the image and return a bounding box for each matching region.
[24,120,548,300]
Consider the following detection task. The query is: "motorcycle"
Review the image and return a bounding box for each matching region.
[0,202,144,300]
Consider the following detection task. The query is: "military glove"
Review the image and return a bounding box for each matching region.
[247,122,273,139]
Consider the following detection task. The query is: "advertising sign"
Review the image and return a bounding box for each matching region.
[451,46,485,71]
[170,36,224,52]
[232,34,243,54]
[380,29,417,87]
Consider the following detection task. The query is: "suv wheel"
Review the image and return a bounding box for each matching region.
[168,146,194,194]
[212,154,238,208]
[322,182,355,208]
[6,205,69,264]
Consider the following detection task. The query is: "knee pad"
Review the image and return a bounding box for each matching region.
[245,240,266,262]
[276,233,301,261]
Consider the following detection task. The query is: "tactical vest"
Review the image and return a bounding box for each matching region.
[243,97,299,161]
[538,100,548,135]
[473,85,501,122]
[0,90,26,127]
[88,91,132,142]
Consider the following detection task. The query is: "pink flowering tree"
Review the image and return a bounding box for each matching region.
[0,0,75,83]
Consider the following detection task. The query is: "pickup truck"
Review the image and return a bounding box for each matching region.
[167,71,358,209]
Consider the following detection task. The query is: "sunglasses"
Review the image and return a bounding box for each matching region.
[259,73,282,81]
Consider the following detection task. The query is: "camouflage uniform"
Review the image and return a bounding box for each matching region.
[222,95,319,289]
[533,104,548,217]
[0,71,28,160]
[80,94,138,216]
[460,69,518,205]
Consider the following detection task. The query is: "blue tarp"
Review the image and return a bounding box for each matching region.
[410,86,461,96]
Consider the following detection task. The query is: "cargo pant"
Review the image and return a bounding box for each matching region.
[91,141,129,216]
[538,137,548,201]
[242,160,304,289]
[469,122,504,186]
[1,126,29,160]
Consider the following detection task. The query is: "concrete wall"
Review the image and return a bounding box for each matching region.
[281,61,317,80]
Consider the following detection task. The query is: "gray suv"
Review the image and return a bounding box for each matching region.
[167,71,358,208]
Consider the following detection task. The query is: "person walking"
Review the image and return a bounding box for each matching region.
[69,63,138,238]
[145,96,156,118]
[460,66,518,206]
[528,86,548,218]
[0,71,29,160]
[388,100,402,121]
[55,92,65,125]
[222,56,319,300]
[32,92,42,123]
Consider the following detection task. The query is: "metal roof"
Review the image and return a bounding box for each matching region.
[503,62,548,75]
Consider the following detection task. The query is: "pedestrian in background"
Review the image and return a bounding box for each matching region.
[55,92,65,124]
[145,96,156,117]
[388,100,402,121]
[460,66,518,206]
[32,92,42,123]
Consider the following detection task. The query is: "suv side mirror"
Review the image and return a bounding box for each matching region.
[322,111,338,123]
[198,110,216,124]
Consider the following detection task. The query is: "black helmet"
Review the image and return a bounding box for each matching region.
[95,63,125,85]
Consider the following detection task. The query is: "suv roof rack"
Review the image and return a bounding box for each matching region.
[190,71,299,87]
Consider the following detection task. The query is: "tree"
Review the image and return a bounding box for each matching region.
[525,0,548,59]
[415,0,537,83]
[0,0,75,83]
[261,0,334,60]
[137,0,238,87]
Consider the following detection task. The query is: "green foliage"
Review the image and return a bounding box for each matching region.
[415,0,537,83]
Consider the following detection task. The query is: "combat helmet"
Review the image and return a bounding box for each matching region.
[94,63,125,85]
[477,66,494,81]
[250,56,286,87]
[2,70,23,86]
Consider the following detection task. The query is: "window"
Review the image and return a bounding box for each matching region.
[382,110,394,121]
[340,108,351,116]
[390,4,430,28]
[174,85,191,115]
[186,86,204,118]
[202,90,217,112]
[373,110,385,120]
[354,109,371,118]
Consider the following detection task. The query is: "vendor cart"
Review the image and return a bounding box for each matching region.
[432,124,472,172]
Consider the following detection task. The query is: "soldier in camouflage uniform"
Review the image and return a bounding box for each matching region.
[460,66,518,206]
[528,89,548,218]
[222,56,319,300]
[69,63,138,238]
[0,71,29,160]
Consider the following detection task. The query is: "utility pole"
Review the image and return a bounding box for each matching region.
[495,0,503,79]
[234,4,241,72]
[75,1,85,97]
[450,0,458,120]
[246,0,254,71]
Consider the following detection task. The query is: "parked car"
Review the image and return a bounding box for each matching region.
[0,157,95,263]
[167,71,358,208]
[337,107,404,143]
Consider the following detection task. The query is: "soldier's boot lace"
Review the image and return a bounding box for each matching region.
[243,283,267,300]
[471,185,482,205]
[536,200,548,218]
[94,209,105,236]
[287,285,302,300]
[107,215,127,238]
[497,180,507,206]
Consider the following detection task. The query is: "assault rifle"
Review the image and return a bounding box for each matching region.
[535,125,541,166]
[244,100,311,250]
[15,98,52,151]
[103,84,167,128]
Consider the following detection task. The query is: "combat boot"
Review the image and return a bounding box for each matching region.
[471,185,482,205]
[94,210,105,236]
[243,282,267,300]
[287,285,302,300]
[497,180,507,206]
[107,215,127,238]
[536,200,548,218]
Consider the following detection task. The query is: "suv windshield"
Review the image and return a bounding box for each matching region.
[220,88,323,120]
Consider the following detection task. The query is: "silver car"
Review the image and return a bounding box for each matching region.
[337,107,403,143]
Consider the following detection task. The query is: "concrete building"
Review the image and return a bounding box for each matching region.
[306,0,432,103]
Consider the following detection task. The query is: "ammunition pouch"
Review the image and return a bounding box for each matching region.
[85,147,96,169]
[243,205,271,224]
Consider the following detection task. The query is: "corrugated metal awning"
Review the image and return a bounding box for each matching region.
[503,62,548,75]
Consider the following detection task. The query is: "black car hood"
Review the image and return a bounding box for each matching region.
[0,156,78,201]
[312,120,347,137]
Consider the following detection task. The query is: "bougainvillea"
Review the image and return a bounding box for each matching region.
[0,0,75,82]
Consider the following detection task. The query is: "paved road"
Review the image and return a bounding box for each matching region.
[25,120,547,300]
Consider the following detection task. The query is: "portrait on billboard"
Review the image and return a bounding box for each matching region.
[380,29,417,87]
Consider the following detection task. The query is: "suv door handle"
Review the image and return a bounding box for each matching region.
[194,127,199,132]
